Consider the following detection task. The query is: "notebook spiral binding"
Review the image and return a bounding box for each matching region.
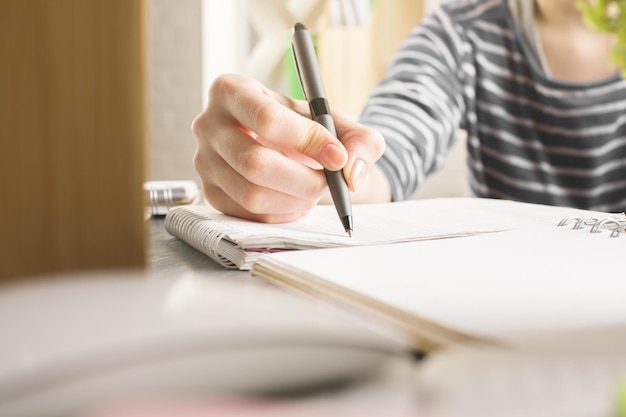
[557,213,626,238]
[164,207,243,268]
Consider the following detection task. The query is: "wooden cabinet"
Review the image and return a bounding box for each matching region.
[0,0,148,282]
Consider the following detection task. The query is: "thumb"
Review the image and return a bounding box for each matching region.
[332,112,386,191]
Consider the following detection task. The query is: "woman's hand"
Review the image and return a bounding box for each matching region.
[192,74,386,223]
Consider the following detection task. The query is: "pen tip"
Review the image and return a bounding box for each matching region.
[341,215,353,238]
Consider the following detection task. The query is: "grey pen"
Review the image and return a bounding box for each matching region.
[292,22,354,237]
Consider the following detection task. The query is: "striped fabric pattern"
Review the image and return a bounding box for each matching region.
[361,0,626,212]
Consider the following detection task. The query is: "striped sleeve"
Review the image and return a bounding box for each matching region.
[359,5,472,201]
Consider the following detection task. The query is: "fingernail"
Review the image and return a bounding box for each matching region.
[351,159,367,189]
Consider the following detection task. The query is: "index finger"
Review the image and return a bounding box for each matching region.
[212,75,347,171]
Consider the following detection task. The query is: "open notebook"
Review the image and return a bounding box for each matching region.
[251,220,626,353]
[164,197,610,270]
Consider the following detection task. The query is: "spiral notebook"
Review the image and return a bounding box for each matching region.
[251,213,626,352]
[164,197,617,270]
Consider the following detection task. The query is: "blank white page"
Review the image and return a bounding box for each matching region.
[254,225,626,348]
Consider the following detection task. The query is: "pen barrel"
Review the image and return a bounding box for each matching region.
[324,168,353,220]
[293,22,353,233]
[315,114,352,220]
[314,113,337,137]
[292,27,326,99]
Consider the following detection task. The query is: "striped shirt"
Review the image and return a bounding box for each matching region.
[361,0,626,212]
